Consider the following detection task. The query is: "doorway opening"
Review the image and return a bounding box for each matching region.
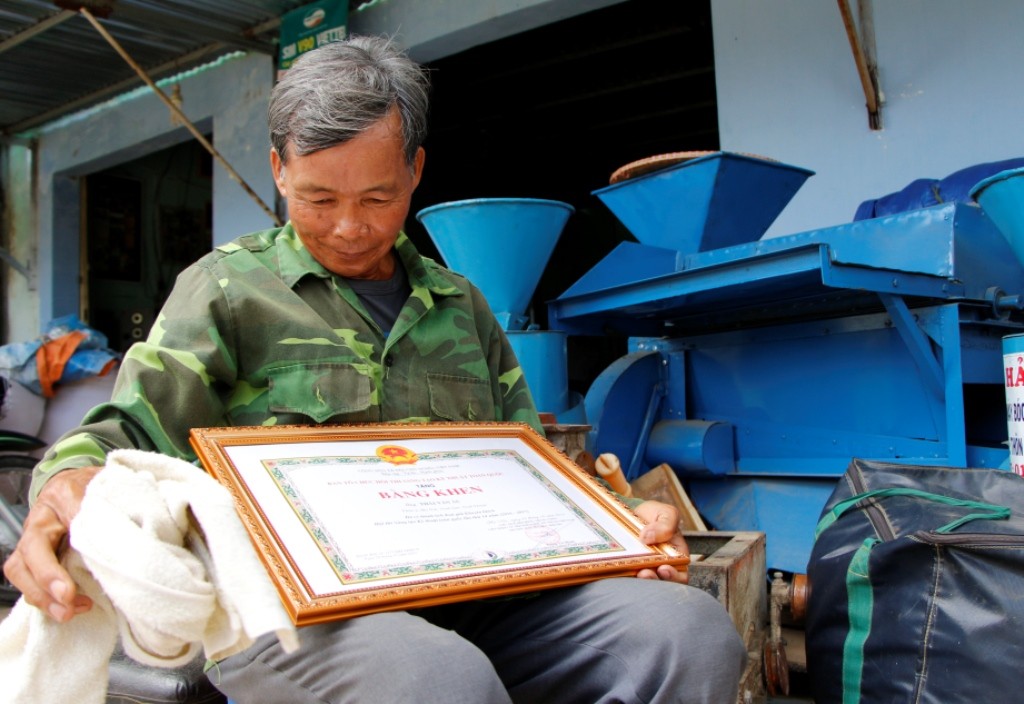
[82,138,212,354]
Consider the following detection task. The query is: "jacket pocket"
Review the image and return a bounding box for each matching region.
[427,373,495,422]
[268,363,371,423]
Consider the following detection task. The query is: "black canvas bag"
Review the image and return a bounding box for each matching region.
[805,458,1024,704]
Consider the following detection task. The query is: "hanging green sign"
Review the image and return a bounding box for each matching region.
[278,1,348,73]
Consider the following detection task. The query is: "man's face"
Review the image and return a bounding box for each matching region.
[271,109,425,280]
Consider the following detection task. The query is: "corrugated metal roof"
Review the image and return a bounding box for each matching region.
[0,0,323,135]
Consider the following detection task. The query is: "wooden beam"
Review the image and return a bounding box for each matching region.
[837,0,882,130]
[0,10,75,56]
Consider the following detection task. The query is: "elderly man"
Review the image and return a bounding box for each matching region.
[4,36,746,703]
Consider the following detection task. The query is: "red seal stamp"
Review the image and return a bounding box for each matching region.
[375,445,418,465]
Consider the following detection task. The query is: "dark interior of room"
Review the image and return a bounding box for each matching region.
[85,139,212,353]
[408,0,718,393]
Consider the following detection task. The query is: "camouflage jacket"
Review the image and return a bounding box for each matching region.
[31,225,541,500]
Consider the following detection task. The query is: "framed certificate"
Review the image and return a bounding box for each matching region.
[189,422,688,625]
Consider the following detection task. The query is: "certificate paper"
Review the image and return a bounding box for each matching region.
[190,423,688,625]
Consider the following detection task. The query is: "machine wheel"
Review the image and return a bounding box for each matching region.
[763,639,790,697]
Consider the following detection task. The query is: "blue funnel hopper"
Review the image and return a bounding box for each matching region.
[593,152,813,253]
[971,167,1024,269]
[417,198,574,330]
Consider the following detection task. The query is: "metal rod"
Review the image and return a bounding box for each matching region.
[836,0,881,129]
[78,7,282,227]
[0,9,76,56]
[878,292,944,401]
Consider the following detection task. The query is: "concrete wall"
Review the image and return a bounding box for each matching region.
[1,142,37,343]
[711,0,1024,237]
[5,51,277,344]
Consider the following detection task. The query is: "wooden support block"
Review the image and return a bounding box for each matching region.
[685,531,768,704]
[629,463,708,531]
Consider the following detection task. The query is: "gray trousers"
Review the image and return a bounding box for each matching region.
[213,578,747,704]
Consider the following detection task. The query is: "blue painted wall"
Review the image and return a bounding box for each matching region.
[711,0,1024,238]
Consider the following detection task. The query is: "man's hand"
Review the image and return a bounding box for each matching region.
[2,466,101,621]
[633,500,689,584]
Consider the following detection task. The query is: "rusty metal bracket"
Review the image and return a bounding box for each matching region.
[78,6,282,227]
[0,246,32,282]
[837,0,882,130]
[765,571,811,697]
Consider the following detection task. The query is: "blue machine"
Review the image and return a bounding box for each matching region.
[417,198,586,423]
[548,152,1024,573]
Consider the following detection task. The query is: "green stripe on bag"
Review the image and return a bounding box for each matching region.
[813,486,1011,704]
[815,487,1010,540]
[843,537,878,704]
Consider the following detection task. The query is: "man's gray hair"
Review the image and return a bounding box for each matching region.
[269,35,429,166]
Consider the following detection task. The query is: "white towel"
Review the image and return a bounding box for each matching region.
[0,552,118,704]
[0,449,299,704]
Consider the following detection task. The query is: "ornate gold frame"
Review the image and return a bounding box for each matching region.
[190,422,688,626]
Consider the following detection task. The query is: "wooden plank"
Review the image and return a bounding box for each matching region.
[630,463,708,531]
